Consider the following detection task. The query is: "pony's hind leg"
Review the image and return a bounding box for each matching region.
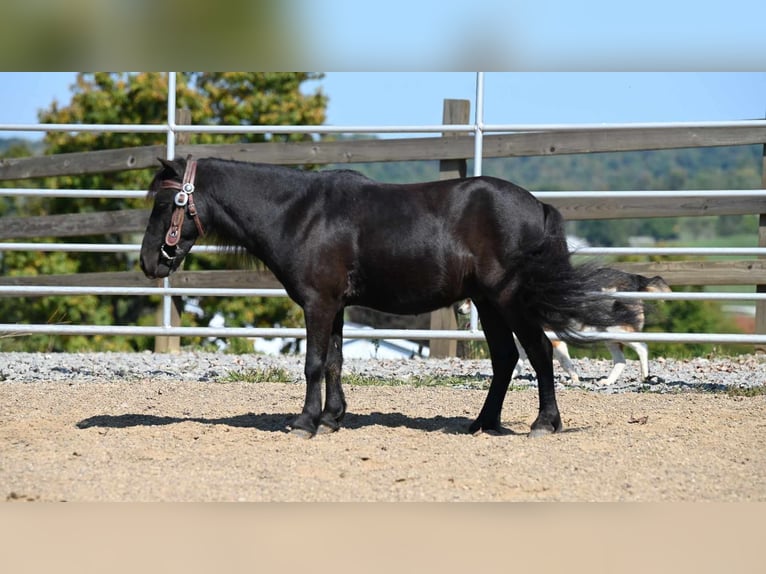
[511,318,562,436]
[318,310,347,433]
[469,301,519,435]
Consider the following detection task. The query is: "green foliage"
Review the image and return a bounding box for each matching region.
[727,384,766,397]
[646,286,745,358]
[221,366,294,384]
[1,73,326,352]
[342,371,493,389]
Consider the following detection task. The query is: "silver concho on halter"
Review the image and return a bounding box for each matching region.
[174,182,195,206]
[174,191,189,207]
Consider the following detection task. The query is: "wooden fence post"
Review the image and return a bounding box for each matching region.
[429,99,470,358]
[154,108,191,353]
[755,139,766,353]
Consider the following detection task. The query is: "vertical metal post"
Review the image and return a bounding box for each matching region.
[162,72,177,329]
[755,133,766,353]
[469,72,485,332]
[166,72,177,161]
[473,71,485,178]
[155,73,178,352]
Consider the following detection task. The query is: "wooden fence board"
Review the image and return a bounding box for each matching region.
[0,145,165,180]
[2,263,764,296]
[613,260,766,286]
[547,195,766,220]
[0,271,157,289]
[0,209,150,239]
[2,125,764,180]
[4,194,764,242]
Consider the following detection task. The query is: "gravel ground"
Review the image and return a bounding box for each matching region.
[1,351,765,501]
[3,350,766,391]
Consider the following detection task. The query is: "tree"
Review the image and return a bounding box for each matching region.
[0,73,327,352]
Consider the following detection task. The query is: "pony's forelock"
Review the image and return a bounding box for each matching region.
[146,157,188,199]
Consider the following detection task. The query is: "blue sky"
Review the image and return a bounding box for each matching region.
[0,73,765,140]
[297,0,766,70]
[1,2,765,133]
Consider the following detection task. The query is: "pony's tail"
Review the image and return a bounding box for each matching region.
[516,204,639,345]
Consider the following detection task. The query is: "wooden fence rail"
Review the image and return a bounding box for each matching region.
[1,192,763,243]
[3,124,766,180]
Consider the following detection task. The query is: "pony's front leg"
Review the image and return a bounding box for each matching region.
[318,310,347,434]
[289,304,335,438]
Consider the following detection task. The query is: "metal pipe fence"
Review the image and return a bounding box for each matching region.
[1,72,764,347]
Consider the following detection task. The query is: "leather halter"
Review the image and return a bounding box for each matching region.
[159,158,205,258]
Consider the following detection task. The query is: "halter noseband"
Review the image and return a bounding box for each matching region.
[159,157,205,261]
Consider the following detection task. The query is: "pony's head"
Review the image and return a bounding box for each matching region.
[140,157,207,279]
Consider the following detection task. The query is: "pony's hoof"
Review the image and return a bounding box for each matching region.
[528,427,554,438]
[316,423,339,435]
[470,422,510,436]
[473,427,511,437]
[288,427,314,439]
[469,418,503,435]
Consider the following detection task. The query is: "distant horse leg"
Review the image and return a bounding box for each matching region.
[512,320,562,436]
[318,310,347,433]
[469,301,519,434]
[290,301,336,437]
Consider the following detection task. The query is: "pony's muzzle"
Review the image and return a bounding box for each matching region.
[140,246,174,280]
[160,245,177,262]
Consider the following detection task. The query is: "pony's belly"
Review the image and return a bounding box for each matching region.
[348,278,465,316]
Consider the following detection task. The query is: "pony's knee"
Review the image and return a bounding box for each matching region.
[304,353,326,383]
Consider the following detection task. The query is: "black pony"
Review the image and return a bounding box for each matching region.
[140,157,636,438]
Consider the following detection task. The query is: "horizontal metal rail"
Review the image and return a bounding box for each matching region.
[2,189,764,199]
[0,189,149,199]
[0,286,288,297]
[0,243,222,253]
[535,190,766,199]
[577,247,766,256]
[3,118,766,136]
[2,242,765,258]
[0,286,761,301]
[0,323,763,345]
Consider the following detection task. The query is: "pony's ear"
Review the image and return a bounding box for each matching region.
[156,157,185,179]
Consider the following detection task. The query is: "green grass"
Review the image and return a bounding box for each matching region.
[343,372,500,390]
[219,368,504,390]
[726,384,766,398]
[221,366,294,384]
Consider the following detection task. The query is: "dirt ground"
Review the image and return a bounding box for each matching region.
[1,377,764,502]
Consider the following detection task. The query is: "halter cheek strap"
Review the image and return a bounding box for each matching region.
[159,158,205,249]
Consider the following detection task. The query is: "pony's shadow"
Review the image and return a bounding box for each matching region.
[76,410,592,436]
[76,411,479,435]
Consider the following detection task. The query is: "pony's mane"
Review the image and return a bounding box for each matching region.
[204,234,270,272]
